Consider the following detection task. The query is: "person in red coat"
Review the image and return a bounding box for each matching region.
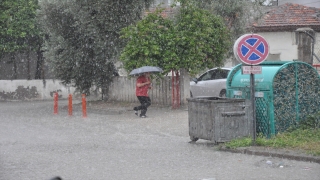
[133,72,152,118]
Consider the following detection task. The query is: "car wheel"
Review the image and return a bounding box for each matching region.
[219,89,226,97]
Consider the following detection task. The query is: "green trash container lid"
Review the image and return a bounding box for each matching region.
[227,61,293,90]
[226,61,320,137]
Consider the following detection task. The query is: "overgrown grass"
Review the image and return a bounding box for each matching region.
[224,112,320,156]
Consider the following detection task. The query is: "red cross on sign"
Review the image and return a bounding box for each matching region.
[233,34,269,65]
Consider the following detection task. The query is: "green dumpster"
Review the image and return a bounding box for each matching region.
[226,61,320,137]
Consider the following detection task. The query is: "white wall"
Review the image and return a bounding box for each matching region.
[0,79,100,101]
[257,32,298,61]
[278,0,320,8]
[257,31,320,63]
[0,76,190,107]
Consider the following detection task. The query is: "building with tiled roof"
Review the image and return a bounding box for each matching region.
[249,3,320,66]
[251,3,320,32]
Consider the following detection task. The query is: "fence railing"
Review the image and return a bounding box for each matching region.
[0,74,190,106]
[108,76,173,106]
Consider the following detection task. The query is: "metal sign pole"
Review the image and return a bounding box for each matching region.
[234,33,269,145]
[250,73,256,144]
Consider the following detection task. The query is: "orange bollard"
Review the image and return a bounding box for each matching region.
[82,94,87,118]
[54,92,58,114]
[68,94,72,116]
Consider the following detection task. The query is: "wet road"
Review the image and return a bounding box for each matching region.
[0,101,319,180]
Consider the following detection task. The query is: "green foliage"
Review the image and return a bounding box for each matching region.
[222,137,252,149]
[120,8,176,74]
[257,129,320,156]
[0,0,40,54]
[285,111,320,132]
[298,111,320,130]
[225,113,320,156]
[186,0,264,64]
[212,0,247,39]
[211,0,264,39]
[38,0,154,95]
[174,2,231,75]
[120,1,231,76]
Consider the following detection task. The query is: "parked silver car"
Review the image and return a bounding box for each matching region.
[190,67,232,98]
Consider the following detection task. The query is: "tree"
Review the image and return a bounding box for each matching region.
[120,8,175,74]
[182,0,265,39]
[212,0,264,40]
[188,0,265,65]
[120,1,231,108]
[0,0,40,79]
[120,2,231,76]
[174,2,231,75]
[38,0,155,96]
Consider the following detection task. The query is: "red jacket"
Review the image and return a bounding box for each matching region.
[136,75,150,96]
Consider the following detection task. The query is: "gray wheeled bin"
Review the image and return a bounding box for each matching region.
[187,97,252,143]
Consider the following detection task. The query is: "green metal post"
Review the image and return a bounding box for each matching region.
[295,64,299,122]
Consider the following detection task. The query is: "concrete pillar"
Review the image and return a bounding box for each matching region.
[295,28,314,65]
[179,68,190,106]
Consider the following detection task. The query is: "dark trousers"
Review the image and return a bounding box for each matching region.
[134,96,151,116]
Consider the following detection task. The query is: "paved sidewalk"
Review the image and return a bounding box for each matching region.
[80,100,320,164]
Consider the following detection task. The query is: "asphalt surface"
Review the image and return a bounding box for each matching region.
[0,100,320,180]
[84,101,320,164]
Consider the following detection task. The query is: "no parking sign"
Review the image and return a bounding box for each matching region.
[233,34,270,143]
[233,34,269,65]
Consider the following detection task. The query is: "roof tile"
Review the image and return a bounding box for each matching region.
[251,3,320,32]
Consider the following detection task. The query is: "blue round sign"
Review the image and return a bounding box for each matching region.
[233,34,269,65]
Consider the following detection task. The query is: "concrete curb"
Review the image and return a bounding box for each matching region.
[219,146,320,164]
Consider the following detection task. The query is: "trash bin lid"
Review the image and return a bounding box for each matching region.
[227,61,292,90]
